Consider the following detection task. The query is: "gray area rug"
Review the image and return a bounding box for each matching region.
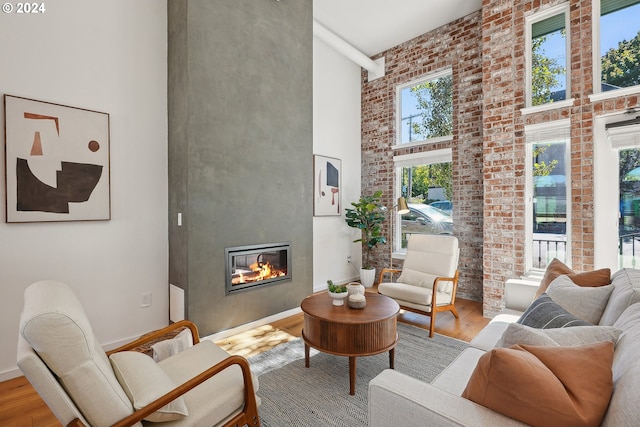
[248,322,469,427]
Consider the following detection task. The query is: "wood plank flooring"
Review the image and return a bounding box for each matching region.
[1,293,488,427]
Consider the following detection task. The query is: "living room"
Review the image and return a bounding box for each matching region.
[3,0,640,425]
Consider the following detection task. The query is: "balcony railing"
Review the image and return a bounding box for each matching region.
[532,235,567,269]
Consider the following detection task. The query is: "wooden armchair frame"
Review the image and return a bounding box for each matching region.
[378,268,460,338]
[68,320,260,427]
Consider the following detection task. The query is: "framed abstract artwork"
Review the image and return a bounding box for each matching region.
[313,154,341,216]
[4,95,111,222]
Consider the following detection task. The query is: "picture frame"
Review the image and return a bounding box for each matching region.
[4,95,111,222]
[313,154,341,216]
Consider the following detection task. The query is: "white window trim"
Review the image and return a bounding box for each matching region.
[524,119,572,273]
[396,69,453,146]
[591,0,640,97]
[392,148,453,258]
[524,3,571,108]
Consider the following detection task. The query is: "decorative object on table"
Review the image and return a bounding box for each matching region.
[348,293,366,309]
[313,154,341,216]
[347,282,365,297]
[4,95,111,223]
[345,190,387,287]
[327,279,348,306]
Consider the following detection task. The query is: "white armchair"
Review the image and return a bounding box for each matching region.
[378,234,460,337]
[17,280,260,427]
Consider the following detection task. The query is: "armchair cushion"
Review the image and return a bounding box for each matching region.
[109,351,189,422]
[20,281,134,427]
[462,341,614,427]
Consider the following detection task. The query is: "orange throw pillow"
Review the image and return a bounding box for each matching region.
[536,258,611,298]
[462,341,614,427]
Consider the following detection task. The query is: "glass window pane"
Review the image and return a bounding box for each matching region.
[618,148,640,267]
[399,163,453,248]
[399,74,452,144]
[531,13,567,106]
[532,141,568,268]
[600,1,640,91]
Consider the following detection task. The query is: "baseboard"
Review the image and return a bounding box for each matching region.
[202,306,303,342]
[0,367,22,382]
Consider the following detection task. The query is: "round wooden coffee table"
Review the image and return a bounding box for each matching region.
[300,292,400,395]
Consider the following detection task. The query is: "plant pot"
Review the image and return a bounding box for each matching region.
[360,268,376,288]
[328,291,349,306]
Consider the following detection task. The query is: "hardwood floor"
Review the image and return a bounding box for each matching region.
[1,293,488,427]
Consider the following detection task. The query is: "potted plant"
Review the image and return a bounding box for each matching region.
[345,190,387,287]
[326,280,348,306]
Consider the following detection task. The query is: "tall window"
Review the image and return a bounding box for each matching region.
[397,70,453,145]
[525,121,571,271]
[526,5,570,107]
[596,0,640,93]
[393,149,453,254]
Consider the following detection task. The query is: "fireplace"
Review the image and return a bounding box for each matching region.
[225,242,291,294]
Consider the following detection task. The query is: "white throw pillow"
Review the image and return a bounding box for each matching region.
[109,351,189,422]
[152,328,193,362]
[546,275,614,324]
[498,322,622,347]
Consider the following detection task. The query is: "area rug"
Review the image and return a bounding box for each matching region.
[248,322,469,427]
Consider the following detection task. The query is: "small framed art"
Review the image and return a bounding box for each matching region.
[313,154,341,216]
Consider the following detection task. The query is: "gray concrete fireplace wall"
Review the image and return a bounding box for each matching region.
[168,0,313,337]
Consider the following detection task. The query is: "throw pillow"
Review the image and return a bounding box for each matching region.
[546,275,614,324]
[517,293,593,328]
[109,351,189,422]
[462,341,614,427]
[152,328,193,362]
[535,258,611,298]
[498,322,622,347]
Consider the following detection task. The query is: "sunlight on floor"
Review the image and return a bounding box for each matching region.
[212,325,297,358]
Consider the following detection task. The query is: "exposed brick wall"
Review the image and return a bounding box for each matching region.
[361,0,640,318]
[361,12,485,301]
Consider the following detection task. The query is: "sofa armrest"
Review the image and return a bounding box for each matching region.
[504,278,540,312]
[368,370,527,427]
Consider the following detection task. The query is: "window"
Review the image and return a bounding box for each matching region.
[397,70,453,145]
[393,149,453,254]
[525,5,570,107]
[525,121,571,272]
[595,0,640,93]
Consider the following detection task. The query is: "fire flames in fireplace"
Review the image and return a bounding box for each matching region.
[225,242,291,294]
[232,260,287,285]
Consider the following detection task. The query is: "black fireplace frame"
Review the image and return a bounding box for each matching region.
[225,242,292,295]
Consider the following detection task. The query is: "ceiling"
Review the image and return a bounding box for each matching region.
[313,0,483,57]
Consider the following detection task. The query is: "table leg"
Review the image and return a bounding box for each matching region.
[349,356,356,395]
[305,343,310,368]
[389,348,395,369]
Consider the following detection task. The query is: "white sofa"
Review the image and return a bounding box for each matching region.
[369,268,640,427]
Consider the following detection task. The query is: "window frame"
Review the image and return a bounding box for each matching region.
[591,0,640,100]
[524,119,572,273]
[395,69,453,148]
[524,3,571,110]
[392,148,453,259]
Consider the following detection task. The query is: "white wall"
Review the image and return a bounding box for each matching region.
[312,38,363,291]
[0,0,168,380]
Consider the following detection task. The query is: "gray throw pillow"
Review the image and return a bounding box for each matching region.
[498,322,622,347]
[517,293,592,328]
[546,275,614,324]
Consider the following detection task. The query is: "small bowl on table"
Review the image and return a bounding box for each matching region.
[328,291,349,306]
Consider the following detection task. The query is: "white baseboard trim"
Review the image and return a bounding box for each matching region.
[202,306,303,342]
[0,368,22,382]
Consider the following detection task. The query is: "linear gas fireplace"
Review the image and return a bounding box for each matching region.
[225,242,291,294]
